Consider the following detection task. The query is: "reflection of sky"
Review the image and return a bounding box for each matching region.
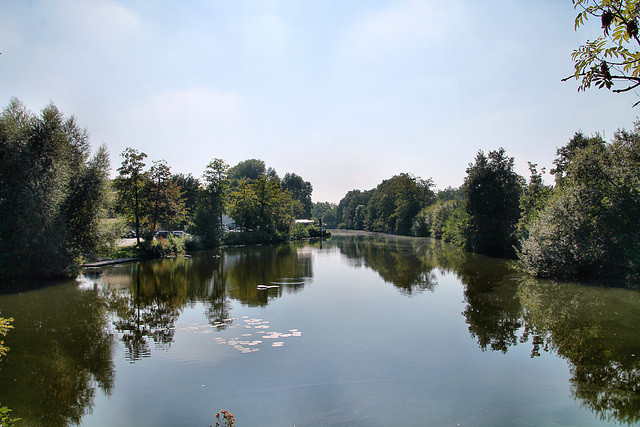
[81,243,613,427]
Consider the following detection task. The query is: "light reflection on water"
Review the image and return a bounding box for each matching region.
[0,231,638,426]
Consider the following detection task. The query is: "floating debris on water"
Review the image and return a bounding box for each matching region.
[175,319,301,354]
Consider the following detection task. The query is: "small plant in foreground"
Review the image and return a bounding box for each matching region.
[0,405,20,426]
[211,409,235,426]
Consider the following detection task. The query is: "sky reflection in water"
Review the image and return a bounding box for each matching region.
[0,231,639,426]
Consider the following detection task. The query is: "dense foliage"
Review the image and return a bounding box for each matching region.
[463,149,523,257]
[193,158,229,248]
[113,151,316,249]
[2,96,639,287]
[0,98,113,278]
[333,132,640,286]
[519,127,640,285]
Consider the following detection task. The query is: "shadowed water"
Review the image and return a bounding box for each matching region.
[0,230,639,426]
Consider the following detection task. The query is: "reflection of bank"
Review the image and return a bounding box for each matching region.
[95,243,316,363]
[0,281,115,426]
[331,231,439,295]
[462,264,640,425]
[518,279,640,425]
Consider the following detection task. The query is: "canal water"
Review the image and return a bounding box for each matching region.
[0,230,639,426]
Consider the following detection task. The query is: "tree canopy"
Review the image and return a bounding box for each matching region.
[0,98,113,278]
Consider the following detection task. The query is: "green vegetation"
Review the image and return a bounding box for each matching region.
[193,158,229,248]
[0,98,114,279]
[0,316,20,426]
[519,127,640,285]
[0,316,12,357]
[311,201,338,228]
[334,124,640,287]
[2,96,639,287]
[565,0,640,106]
[111,148,319,252]
[463,148,523,257]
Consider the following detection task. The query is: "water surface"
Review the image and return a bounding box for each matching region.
[1,230,639,426]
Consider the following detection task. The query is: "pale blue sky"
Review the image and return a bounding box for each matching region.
[1,0,638,202]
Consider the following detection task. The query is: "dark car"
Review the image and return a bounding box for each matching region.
[155,230,171,239]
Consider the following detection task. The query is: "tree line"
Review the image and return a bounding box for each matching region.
[328,126,640,287]
[114,151,315,249]
[0,99,314,279]
[2,98,639,287]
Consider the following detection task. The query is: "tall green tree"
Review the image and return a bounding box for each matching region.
[336,189,370,229]
[0,98,113,277]
[565,0,640,106]
[517,162,553,240]
[228,179,259,230]
[464,148,523,257]
[171,173,200,229]
[312,202,338,228]
[146,159,185,233]
[114,147,147,246]
[282,172,313,218]
[228,159,266,187]
[194,158,229,247]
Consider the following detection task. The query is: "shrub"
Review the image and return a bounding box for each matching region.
[143,235,187,257]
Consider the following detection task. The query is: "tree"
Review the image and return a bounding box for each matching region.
[282,172,313,218]
[520,125,640,285]
[517,162,553,241]
[565,0,640,106]
[228,159,266,187]
[364,173,434,235]
[228,179,259,230]
[311,202,338,228]
[171,173,200,229]
[463,148,523,257]
[146,160,185,233]
[336,190,370,229]
[0,98,113,277]
[63,143,113,257]
[114,147,147,246]
[194,158,229,247]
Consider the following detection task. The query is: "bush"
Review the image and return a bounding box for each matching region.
[442,206,471,248]
[519,186,640,286]
[412,200,458,239]
[143,235,187,257]
[290,223,309,240]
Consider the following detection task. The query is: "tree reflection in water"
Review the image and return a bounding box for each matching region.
[518,279,640,424]
[332,231,640,425]
[0,280,115,427]
[2,233,639,425]
[101,244,315,362]
[331,232,438,295]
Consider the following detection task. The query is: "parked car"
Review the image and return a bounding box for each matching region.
[155,230,171,239]
[172,231,190,238]
[123,230,136,238]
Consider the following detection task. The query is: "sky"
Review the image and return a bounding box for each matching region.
[1,0,639,203]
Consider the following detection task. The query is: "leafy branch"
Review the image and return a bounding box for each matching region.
[565,0,640,105]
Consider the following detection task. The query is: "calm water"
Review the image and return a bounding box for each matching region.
[1,230,640,426]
